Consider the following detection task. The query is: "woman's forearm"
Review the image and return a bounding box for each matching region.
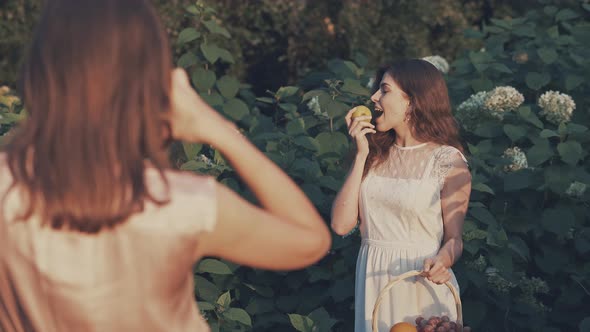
[436,237,463,268]
[331,154,367,235]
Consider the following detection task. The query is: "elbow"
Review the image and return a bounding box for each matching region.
[294,224,332,269]
[331,223,350,236]
[330,217,356,236]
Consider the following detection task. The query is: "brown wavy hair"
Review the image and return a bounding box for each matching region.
[4,0,173,233]
[364,59,464,177]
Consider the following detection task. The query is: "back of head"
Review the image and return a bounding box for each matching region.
[5,0,173,232]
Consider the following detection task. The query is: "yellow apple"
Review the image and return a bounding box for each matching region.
[351,105,372,122]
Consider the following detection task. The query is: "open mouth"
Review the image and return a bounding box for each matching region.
[373,107,384,118]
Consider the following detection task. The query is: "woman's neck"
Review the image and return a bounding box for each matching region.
[393,128,424,147]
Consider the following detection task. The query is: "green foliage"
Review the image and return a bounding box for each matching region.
[446,3,590,331]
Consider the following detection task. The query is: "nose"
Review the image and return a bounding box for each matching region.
[371,90,380,104]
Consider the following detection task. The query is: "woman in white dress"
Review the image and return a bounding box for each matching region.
[331,59,472,332]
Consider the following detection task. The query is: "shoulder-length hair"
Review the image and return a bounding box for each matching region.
[5,0,173,233]
[364,59,464,177]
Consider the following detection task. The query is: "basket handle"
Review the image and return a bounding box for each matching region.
[371,270,463,332]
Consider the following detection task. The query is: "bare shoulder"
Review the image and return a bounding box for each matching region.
[160,169,216,195]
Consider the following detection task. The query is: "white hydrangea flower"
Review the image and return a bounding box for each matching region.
[538,90,576,125]
[455,91,489,131]
[422,55,450,74]
[455,86,524,131]
[197,154,214,166]
[485,86,525,119]
[503,146,528,172]
[307,95,328,119]
[565,181,587,197]
[366,77,375,89]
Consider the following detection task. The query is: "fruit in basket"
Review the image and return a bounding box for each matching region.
[413,315,472,332]
[390,322,418,332]
[351,105,372,122]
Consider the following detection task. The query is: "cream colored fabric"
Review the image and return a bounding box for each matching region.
[0,154,216,332]
[354,144,467,332]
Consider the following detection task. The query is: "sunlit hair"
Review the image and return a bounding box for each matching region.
[4,0,173,233]
[364,59,464,177]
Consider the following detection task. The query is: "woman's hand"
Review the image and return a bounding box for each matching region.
[345,108,375,157]
[422,256,452,285]
[169,68,236,144]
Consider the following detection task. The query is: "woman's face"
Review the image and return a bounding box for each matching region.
[370,72,410,132]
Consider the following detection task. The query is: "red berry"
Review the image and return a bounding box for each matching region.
[416,316,425,325]
[441,316,450,322]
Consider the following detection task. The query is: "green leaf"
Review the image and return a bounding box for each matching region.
[182,143,202,160]
[517,106,544,129]
[504,171,534,191]
[325,100,349,118]
[525,72,551,90]
[316,132,348,156]
[216,75,240,99]
[472,182,495,195]
[541,207,576,236]
[203,19,231,38]
[557,141,583,165]
[527,140,554,166]
[491,63,513,74]
[555,8,579,21]
[537,47,558,64]
[470,78,494,92]
[308,307,338,332]
[293,136,320,152]
[216,291,231,307]
[286,118,306,135]
[191,68,217,91]
[197,259,233,275]
[503,124,527,141]
[508,236,530,261]
[256,97,275,104]
[341,79,370,96]
[197,301,215,310]
[539,129,559,138]
[217,48,235,64]
[194,275,221,303]
[201,92,224,107]
[222,98,249,121]
[177,52,199,68]
[279,103,298,113]
[474,122,503,138]
[223,308,252,326]
[470,207,497,226]
[486,226,509,247]
[200,43,222,64]
[568,123,588,134]
[177,28,200,44]
[276,86,300,99]
[288,314,315,332]
[565,75,584,91]
[302,89,329,101]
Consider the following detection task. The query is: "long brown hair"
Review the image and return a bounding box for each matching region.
[364,59,463,176]
[4,0,173,233]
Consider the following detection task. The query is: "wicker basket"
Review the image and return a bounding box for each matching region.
[371,270,463,332]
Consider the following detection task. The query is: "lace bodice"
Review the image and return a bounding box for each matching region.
[370,143,467,187]
[359,143,468,244]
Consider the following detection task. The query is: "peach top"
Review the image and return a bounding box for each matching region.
[0,154,216,332]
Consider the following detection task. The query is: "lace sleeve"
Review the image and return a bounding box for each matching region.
[433,146,469,187]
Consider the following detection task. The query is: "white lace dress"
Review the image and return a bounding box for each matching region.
[354,143,468,332]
